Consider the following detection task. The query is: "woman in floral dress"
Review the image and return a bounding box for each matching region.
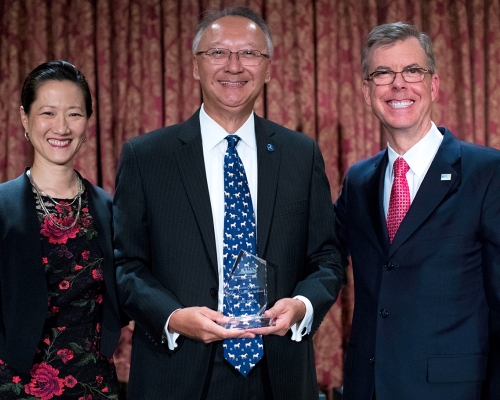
[0,61,123,399]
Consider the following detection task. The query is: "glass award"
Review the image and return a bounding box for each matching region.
[220,250,275,329]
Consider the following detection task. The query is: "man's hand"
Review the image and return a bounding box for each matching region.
[168,306,256,343]
[248,298,306,336]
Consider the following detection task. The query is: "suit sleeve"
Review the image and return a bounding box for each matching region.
[291,141,348,334]
[480,163,500,313]
[113,141,183,348]
[480,163,500,389]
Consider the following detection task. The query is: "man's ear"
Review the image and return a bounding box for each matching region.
[265,61,271,83]
[193,56,200,81]
[430,73,440,101]
[362,80,371,106]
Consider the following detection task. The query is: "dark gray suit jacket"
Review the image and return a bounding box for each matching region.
[0,172,122,374]
[336,127,500,399]
[113,110,346,399]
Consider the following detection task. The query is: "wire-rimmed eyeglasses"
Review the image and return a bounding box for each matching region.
[195,48,270,66]
[367,67,432,86]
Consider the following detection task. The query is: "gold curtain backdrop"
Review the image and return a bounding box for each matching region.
[1,0,499,391]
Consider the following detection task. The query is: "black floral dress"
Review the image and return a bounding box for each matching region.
[0,188,118,399]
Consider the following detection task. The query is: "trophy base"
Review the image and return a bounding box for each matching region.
[220,315,276,329]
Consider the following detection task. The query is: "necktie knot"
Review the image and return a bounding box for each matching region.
[393,157,410,178]
[226,135,241,149]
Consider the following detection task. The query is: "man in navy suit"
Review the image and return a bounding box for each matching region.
[113,5,346,400]
[335,22,500,399]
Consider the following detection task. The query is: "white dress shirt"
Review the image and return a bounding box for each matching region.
[384,122,444,217]
[165,105,312,349]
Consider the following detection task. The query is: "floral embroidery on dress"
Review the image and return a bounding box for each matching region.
[0,188,118,399]
[24,363,65,400]
[41,215,80,244]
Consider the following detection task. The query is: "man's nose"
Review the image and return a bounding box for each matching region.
[225,52,244,72]
[391,71,407,88]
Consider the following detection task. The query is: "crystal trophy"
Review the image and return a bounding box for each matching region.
[220,250,275,329]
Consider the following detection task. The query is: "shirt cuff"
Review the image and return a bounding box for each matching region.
[163,309,181,350]
[290,295,313,342]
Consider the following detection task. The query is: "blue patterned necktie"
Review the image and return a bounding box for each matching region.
[222,135,263,376]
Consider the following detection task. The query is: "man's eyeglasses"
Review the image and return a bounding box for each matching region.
[195,48,270,66]
[367,67,432,86]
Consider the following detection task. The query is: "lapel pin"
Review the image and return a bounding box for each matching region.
[441,174,451,181]
[267,144,274,152]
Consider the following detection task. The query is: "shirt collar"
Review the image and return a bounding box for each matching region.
[387,122,443,179]
[200,104,256,152]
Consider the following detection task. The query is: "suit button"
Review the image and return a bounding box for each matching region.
[210,288,217,297]
[369,356,375,364]
[384,262,394,271]
[379,309,389,318]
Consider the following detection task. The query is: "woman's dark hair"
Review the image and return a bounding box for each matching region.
[21,60,93,118]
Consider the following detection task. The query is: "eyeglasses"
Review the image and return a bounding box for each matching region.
[195,48,270,66]
[367,67,432,86]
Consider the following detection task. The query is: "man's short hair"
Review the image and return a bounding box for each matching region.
[192,5,274,58]
[361,22,435,79]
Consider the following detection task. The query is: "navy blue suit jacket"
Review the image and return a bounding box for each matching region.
[335,127,500,399]
[113,110,347,400]
[0,172,123,374]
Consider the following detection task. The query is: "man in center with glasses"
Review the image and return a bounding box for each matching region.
[113,5,346,400]
[335,22,500,399]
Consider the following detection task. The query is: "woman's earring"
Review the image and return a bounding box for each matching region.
[24,131,30,141]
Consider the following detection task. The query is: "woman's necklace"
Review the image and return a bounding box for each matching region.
[26,169,83,231]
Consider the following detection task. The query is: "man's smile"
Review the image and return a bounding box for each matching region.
[219,81,246,86]
[387,100,414,109]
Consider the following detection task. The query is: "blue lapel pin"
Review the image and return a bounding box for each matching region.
[441,174,451,181]
[267,144,274,152]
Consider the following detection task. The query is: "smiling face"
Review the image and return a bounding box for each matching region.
[20,80,88,169]
[193,15,271,123]
[362,37,439,142]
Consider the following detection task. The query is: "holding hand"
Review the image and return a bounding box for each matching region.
[168,306,257,343]
[247,298,306,336]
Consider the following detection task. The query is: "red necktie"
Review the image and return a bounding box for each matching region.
[387,157,410,243]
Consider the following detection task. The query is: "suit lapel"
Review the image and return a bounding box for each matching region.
[175,112,218,274]
[364,151,390,253]
[255,116,281,259]
[389,129,462,256]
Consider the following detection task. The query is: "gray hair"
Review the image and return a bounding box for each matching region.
[361,22,436,79]
[192,5,274,58]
